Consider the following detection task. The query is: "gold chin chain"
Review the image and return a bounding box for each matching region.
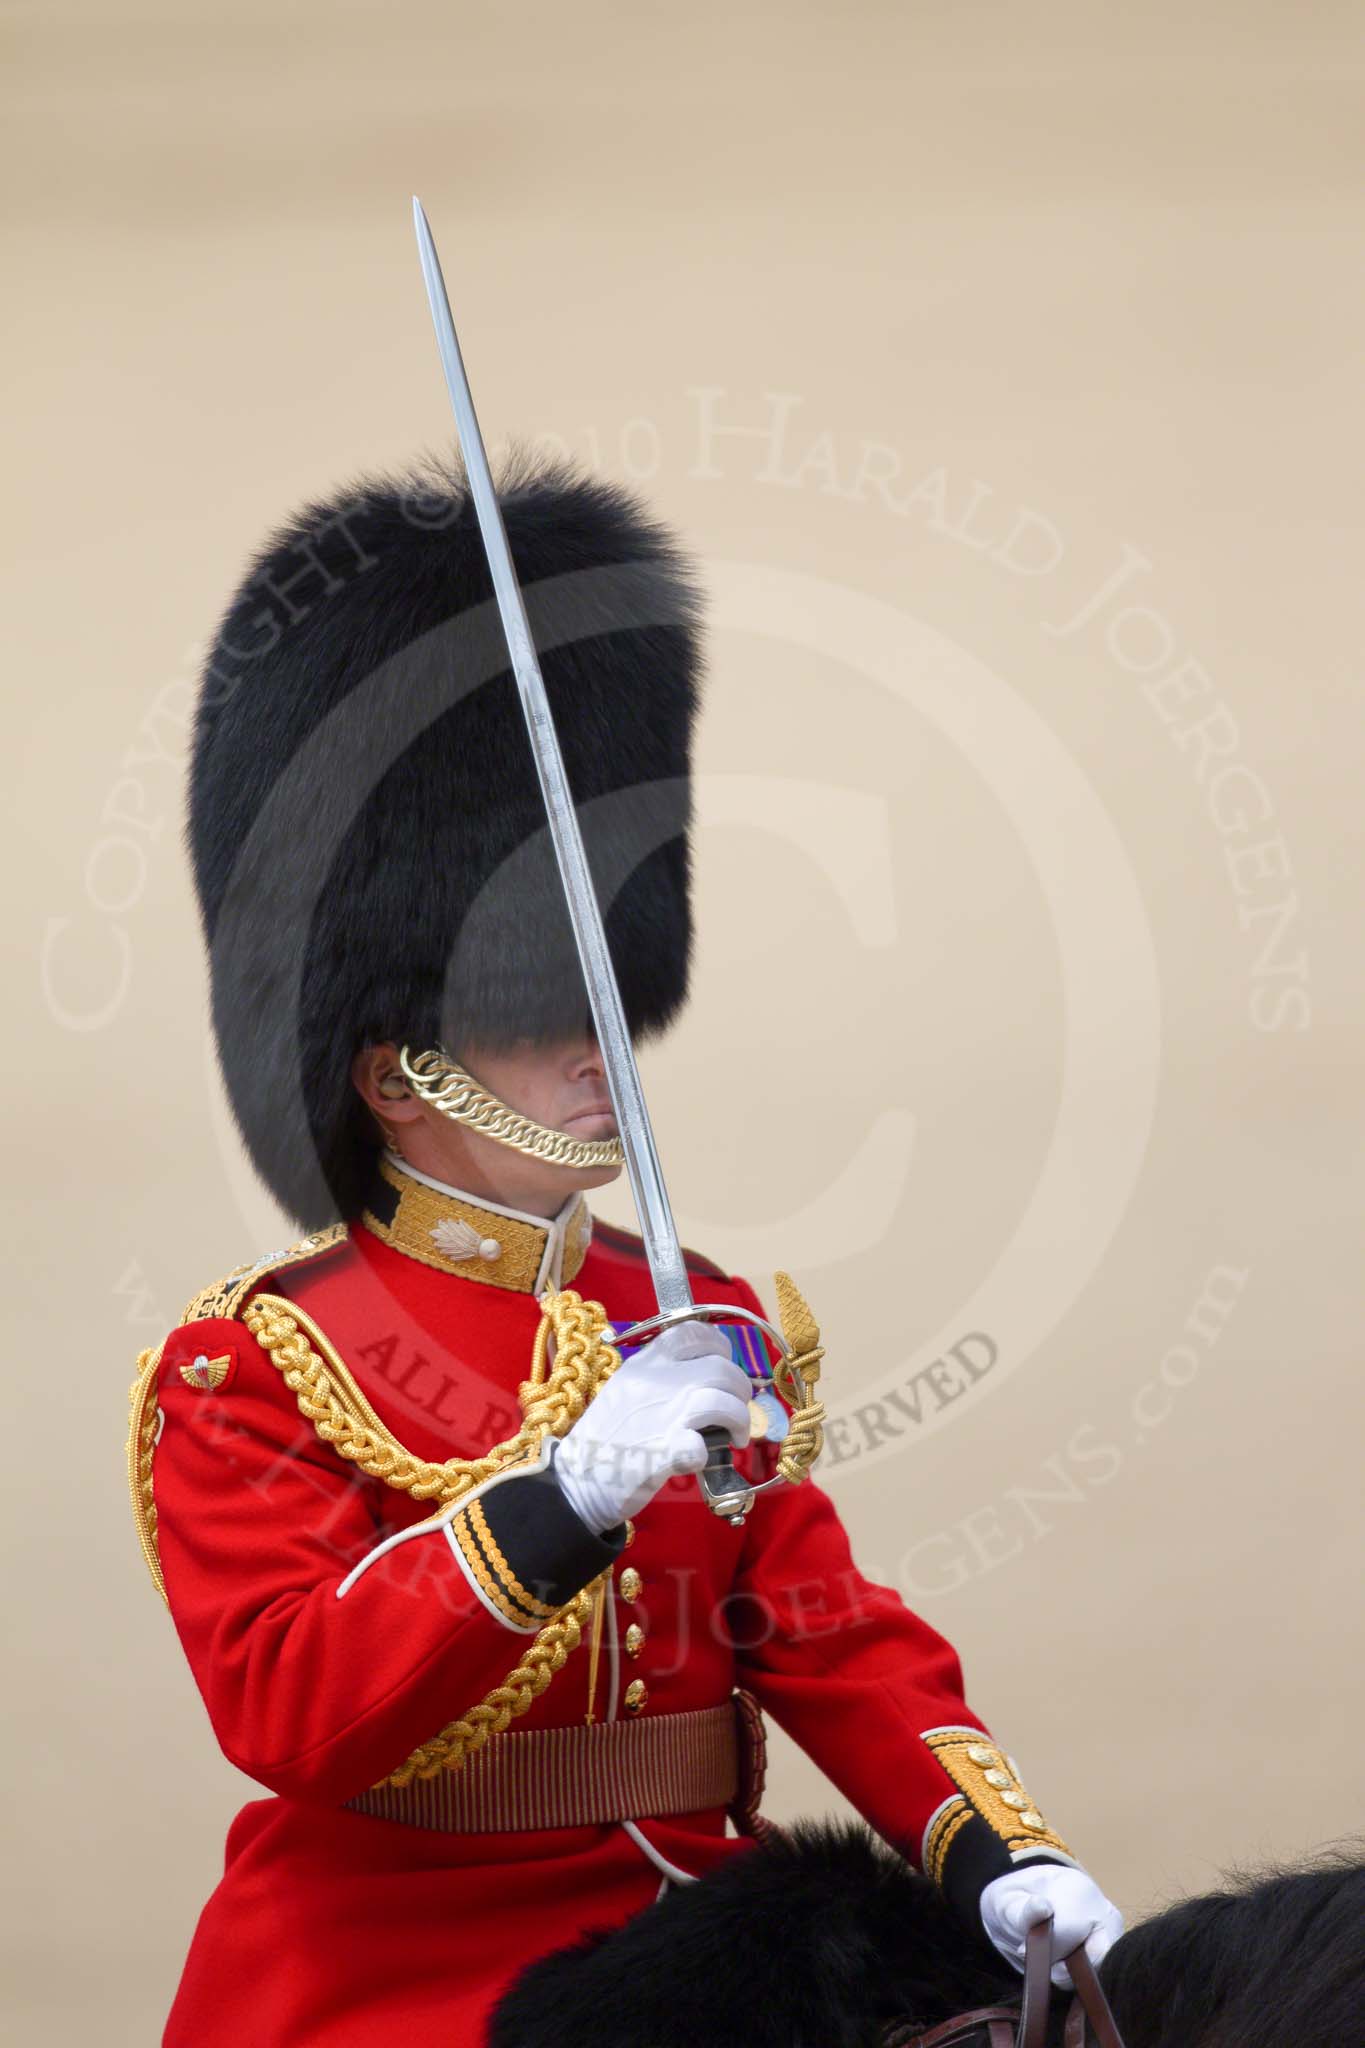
[398,1045,625,1169]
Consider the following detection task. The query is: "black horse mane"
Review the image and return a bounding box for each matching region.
[489,1821,1365,2048]
[491,1820,1059,2048]
[1098,1841,1365,2048]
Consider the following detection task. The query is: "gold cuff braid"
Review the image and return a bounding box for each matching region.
[921,1727,1073,1869]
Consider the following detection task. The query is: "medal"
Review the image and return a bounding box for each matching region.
[748,1386,789,1444]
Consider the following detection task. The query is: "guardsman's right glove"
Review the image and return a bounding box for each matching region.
[554,1322,752,1534]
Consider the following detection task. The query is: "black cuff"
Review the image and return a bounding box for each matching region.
[447,1441,627,1630]
[938,1819,1069,1928]
[919,1728,1076,1928]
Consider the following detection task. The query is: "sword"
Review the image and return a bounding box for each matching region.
[412,196,753,1520]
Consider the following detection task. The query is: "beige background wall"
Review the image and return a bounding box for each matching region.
[5,2,1362,2038]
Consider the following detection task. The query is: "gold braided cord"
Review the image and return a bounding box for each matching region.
[125,1230,346,1604]
[770,1269,827,1485]
[387,1581,601,1786]
[240,1290,622,1507]
[378,1279,830,1781]
[242,1288,626,1785]
[127,1345,167,1604]
[128,1247,831,1787]
[399,1045,625,1169]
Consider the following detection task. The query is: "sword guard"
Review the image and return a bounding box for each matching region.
[698,1426,755,1524]
[614,1296,823,1521]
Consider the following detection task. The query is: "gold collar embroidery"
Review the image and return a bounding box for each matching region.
[360,1153,592,1295]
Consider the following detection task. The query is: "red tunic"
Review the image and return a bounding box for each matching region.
[146,1204,1035,2046]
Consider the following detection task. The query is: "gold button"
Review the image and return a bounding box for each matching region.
[623,1520,636,1548]
[624,1678,648,1713]
[1020,1811,1047,1830]
[983,1768,1012,1789]
[1001,1791,1028,1811]
[624,1622,646,1656]
[967,1745,997,1767]
[618,1567,642,1602]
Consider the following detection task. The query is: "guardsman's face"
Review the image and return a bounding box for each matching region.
[351,1036,624,1218]
[464,1036,620,1149]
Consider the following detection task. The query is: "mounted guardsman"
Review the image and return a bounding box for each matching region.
[127,203,1122,2045]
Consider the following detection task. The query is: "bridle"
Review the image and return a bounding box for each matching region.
[882,1916,1127,2048]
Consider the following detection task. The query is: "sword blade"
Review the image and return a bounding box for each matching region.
[411,197,692,1316]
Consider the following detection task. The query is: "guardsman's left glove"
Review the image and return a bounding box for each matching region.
[979,1864,1123,1989]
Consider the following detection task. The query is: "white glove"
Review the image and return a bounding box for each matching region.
[554,1321,753,1534]
[980,1864,1124,1990]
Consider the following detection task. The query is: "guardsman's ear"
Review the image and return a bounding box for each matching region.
[351,1045,424,1125]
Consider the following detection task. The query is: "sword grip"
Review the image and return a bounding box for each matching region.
[698,1425,754,1524]
[614,1305,765,1524]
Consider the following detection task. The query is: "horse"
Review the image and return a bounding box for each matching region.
[488,1819,1365,2048]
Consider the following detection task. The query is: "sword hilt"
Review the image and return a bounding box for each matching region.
[616,1301,788,1524]
[698,1426,756,1524]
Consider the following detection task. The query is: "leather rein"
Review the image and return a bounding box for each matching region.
[883,1917,1126,2048]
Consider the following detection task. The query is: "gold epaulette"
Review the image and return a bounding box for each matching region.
[178,1222,349,1324]
[126,1225,349,1605]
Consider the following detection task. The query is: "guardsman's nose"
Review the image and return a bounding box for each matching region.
[567,1037,604,1080]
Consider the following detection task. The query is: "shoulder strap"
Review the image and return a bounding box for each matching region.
[179,1222,348,1324]
[126,1224,349,1606]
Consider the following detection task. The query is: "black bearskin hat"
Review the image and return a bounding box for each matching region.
[189,455,701,1227]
